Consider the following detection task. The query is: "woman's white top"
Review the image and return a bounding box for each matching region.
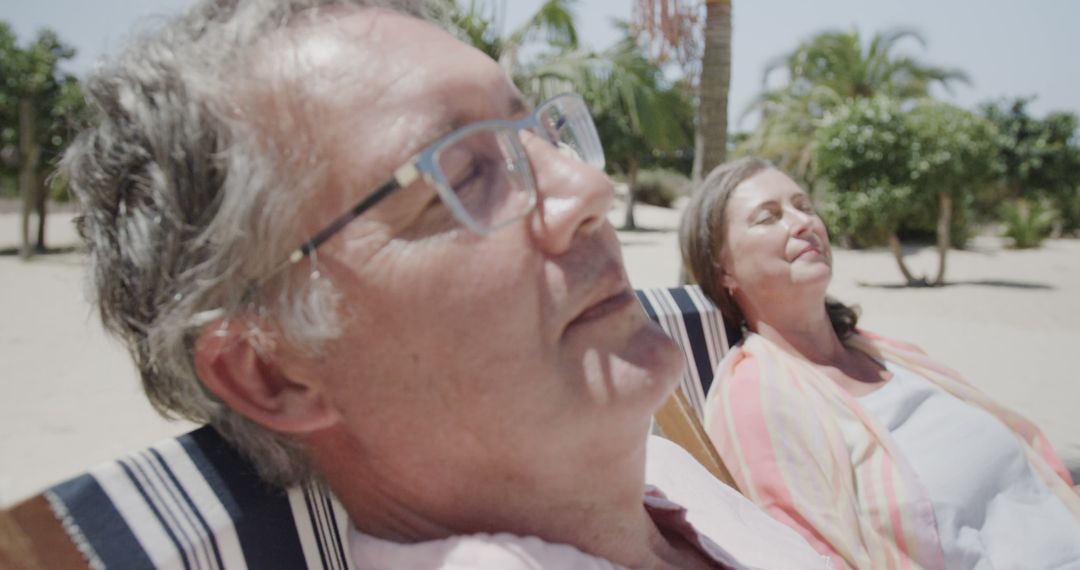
[858,361,1080,569]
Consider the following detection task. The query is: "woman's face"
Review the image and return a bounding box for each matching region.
[718,169,833,301]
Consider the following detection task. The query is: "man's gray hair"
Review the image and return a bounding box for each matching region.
[62,0,436,486]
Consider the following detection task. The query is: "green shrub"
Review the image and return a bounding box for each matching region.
[1000,198,1057,248]
[0,175,14,198]
[818,184,915,248]
[814,97,917,247]
[898,192,978,249]
[629,168,690,208]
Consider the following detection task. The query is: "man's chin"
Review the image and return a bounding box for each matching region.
[611,323,684,405]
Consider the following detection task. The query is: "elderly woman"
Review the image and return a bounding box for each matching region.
[680,157,1080,569]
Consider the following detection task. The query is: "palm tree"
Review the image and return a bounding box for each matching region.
[584,34,693,229]
[698,0,732,177]
[741,27,969,187]
[633,0,731,180]
[450,5,693,230]
[447,0,579,85]
[510,28,693,229]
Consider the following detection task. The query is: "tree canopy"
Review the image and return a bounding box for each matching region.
[982,98,1080,233]
[815,97,998,284]
[0,21,86,257]
[447,1,694,229]
[740,27,968,186]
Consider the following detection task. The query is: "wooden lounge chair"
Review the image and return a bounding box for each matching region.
[0,286,738,570]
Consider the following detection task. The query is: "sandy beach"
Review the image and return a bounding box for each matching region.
[2,202,1078,506]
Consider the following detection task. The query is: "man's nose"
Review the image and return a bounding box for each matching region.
[523,133,613,254]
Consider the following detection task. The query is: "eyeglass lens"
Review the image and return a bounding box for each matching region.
[434,127,533,231]
[432,95,604,232]
[537,97,605,171]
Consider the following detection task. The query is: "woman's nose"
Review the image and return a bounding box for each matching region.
[522,132,614,254]
[783,208,813,236]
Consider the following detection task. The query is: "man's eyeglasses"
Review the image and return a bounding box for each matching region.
[277,92,605,271]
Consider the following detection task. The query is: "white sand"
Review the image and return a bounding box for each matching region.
[2,203,1078,506]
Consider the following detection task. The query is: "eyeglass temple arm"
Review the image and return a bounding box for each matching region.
[285,163,421,265]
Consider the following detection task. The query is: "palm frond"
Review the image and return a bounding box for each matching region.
[506,0,579,52]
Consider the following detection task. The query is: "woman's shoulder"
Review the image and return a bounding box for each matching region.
[714,338,762,386]
[710,335,801,408]
[715,333,783,385]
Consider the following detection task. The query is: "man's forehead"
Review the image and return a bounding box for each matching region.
[263,8,523,124]
[257,9,451,92]
[242,7,527,217]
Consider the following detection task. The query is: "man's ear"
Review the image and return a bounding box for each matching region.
[193,318,339,434]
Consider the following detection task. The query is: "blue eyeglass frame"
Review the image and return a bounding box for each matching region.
[274,92,601,273]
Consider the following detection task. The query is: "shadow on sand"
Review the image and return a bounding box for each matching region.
[616,225,675,234]
[0,245,81,257]
[857,279,1054,291]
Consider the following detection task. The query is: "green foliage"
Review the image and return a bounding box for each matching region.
[504,0,578,52]
[0,22,87,200]
[740,27,968,186]
[573,32,693,226]
[447,4,692,227]
[446,1,504,60]
[588,36,693,170]
[814,96,916,246]
[906,102,1000,192]
[447,0,693,167]
[814,97,998,251]
[981,98,1080,233]
[818,184,915,247]
[1056,186,1080,236]
[625,167,690,208]
[767,28,959,98]
[982,98,1078,194]
[903,102,999,247]
[898,192,977,248]
[446,0,579,80]
[814,97,913,189]
[1000,198,1057,248]
[0,22,21,191]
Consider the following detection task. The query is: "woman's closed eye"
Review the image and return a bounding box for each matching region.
[752,208,779,225]
[792,197,815,214]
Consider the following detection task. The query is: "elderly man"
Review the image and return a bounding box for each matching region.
[61,0,829,567]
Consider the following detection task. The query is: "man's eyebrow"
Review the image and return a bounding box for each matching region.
[448,92,530,130]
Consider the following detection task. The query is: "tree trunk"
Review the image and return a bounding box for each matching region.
[622,157,639,231]
[34,174,47,251]
[698,0,732,176]
[681,135,699,283]
[18,98,41,260]
[690,130,705,185]
[932,192,952,286]
[887,233,921,286]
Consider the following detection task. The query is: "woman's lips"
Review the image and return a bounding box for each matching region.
[794,243,822,260]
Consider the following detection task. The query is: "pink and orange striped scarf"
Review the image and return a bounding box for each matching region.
[703,331,1080,570]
